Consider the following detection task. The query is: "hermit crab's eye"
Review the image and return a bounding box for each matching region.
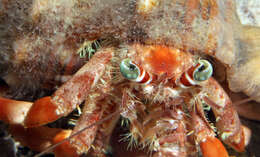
[193,60,213,81]
[120,58,140,80]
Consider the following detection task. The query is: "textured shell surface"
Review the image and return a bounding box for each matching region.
[0,0,243,94]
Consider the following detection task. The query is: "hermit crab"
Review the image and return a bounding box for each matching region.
[0,0,259,157]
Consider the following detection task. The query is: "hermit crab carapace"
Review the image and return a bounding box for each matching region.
[0,0,259,157]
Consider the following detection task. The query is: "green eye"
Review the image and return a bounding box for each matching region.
[193,60,213,81]
[120,58,140,80]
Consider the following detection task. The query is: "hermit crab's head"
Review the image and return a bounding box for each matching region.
[120,44,213,84]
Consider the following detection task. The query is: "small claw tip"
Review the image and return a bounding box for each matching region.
[200,136,229,157]
[24,96,60,127]
[229,125,251,152]
[53,130,79,157]
[0,97,32,124]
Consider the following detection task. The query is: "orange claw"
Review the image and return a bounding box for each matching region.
[52,130,79,157]
[200,136,229,157]
[0,97,32,125]
[24,96,60,127]
[9,125,63,152]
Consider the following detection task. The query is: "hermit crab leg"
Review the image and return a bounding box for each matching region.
[88,99,120,156]
[46,51,117,156]
[52,98,104,157]
[121,88,145,139]
[36,109,121,157]
[24,48,114,127]
[201,78,251,152]
[37,97,119,157]
[53,96,119,157]
[190,99,229,157]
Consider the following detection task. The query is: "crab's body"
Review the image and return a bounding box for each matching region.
[0,0,259,157]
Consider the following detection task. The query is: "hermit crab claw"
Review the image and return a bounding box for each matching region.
[23,49,114,128]
[24,96,59,127]
[200,136,229,157]
[201,78,252,153]
[0,97,32,125]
